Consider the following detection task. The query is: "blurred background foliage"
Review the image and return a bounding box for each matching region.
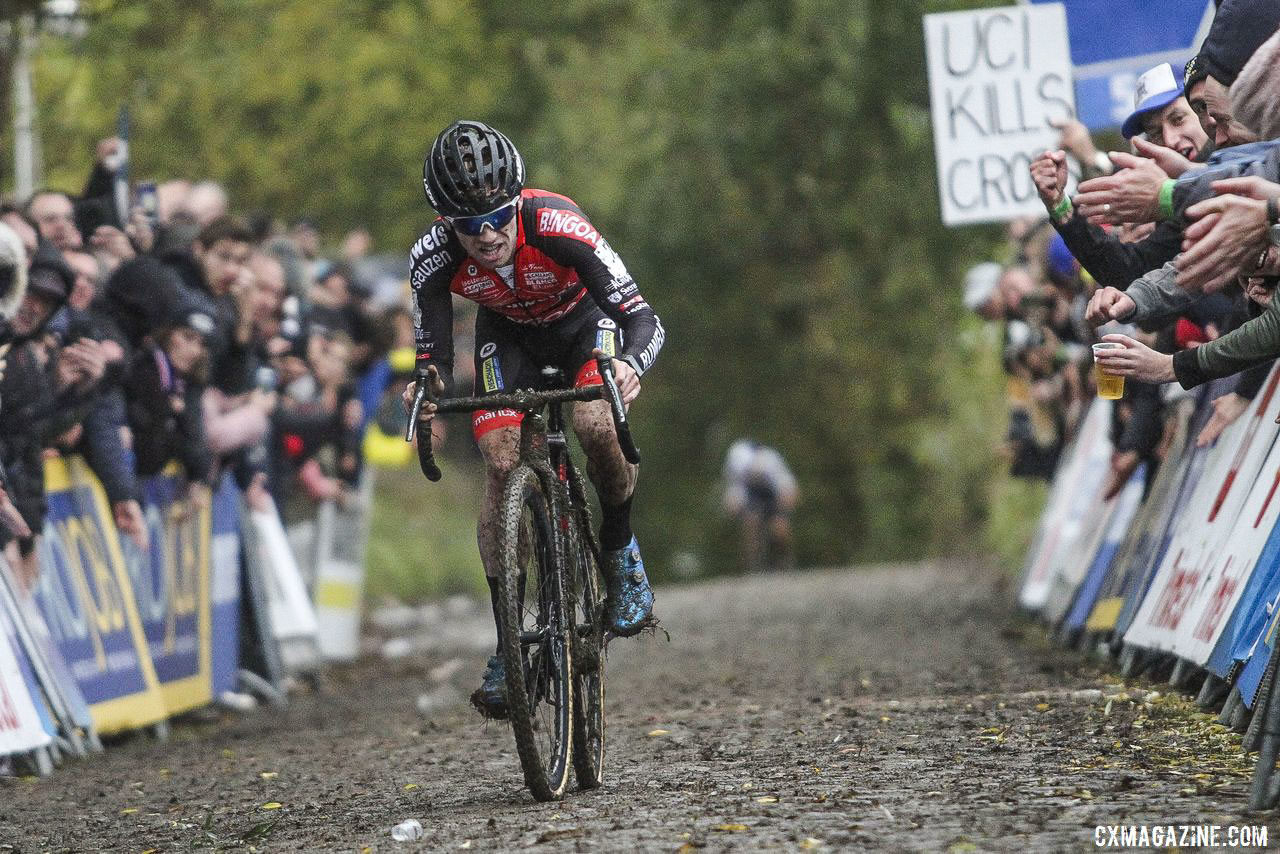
[1,0,1043,585]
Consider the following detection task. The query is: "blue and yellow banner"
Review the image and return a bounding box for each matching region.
[119,464,213,716]
[36,458,166,733]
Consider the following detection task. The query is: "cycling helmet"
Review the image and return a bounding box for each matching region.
[422,120,525,217]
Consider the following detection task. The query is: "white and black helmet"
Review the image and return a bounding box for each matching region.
[422,120,525,217]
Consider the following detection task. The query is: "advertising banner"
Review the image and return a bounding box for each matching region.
[1019,398,1112,610]
[119,466,213,717]
[1085,397,1195,632]
[35,457,166,733]
[1125,368,1280,653]
[313,475,371,661]
[210,475,241,696]
[1177,437,1280,665]
[250,499,320,673]
[0,607,52,759]
[924,3,1075,225]
[1062,468,1146,632]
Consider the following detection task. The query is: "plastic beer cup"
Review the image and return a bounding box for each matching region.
[1092,342,1125,400]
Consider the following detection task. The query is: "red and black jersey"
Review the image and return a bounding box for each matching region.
[409,188,664,392]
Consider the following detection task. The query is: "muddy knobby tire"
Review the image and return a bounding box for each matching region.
[498,466,573,801]
[570,516,606,790]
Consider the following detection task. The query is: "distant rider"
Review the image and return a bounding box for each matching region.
[722,440,798,572]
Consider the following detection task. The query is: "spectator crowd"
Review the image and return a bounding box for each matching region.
[964,0,1280,504]
[0,138,412,593]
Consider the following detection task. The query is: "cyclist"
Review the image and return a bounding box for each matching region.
[404,120,665,717]
[722,439,798,572]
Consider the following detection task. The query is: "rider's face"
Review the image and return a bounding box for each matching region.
[454,200,520,269]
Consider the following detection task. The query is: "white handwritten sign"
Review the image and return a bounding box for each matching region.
[924,3,1075,226]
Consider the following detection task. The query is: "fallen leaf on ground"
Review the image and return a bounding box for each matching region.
[755,796,778,804]
[648,729,670,737]
[261,802,282,810]
[715,823,748,832]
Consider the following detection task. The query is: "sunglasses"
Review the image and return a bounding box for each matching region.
[446,198,519,236]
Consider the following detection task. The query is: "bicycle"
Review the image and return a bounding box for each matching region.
[406,355,640,801]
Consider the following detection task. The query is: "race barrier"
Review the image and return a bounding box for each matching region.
[1017,363,1280,809]
[0,455,367,776]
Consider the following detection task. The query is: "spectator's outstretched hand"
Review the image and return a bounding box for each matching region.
[1178,192,1272,293]
[1246,278,1276,307]
[1094,333,1176,383]
[113,499,148,550]
[125,207,155,255]
[90,225,136,269]
[1131,137,1194,179]
[342,398,363,430]
[1085,286,1136,326]
[1197,392,1251,447]
[57,338,107,388]
[95,136,125,171]
[1074,153,1168,225]
[243,472,273,513]
[1102,449,1140,500]
[0,484,31,540]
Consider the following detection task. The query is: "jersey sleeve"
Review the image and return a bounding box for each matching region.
[408,222,460,393]
[529,199,665,376]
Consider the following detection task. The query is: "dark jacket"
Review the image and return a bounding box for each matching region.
[123,345,212,483]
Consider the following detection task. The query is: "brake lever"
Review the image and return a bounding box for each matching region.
[407,366,442,482]
[595,354,641,465]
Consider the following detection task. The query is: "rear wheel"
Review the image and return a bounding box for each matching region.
[498,466,573,801]
[570,516,606,789]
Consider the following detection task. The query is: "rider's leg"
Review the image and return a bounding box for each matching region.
[572,398,652,635]
[471,423,521,716]
[476,425,522,581]
[573,398,638,547]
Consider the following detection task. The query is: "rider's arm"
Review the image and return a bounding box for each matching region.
[409,222,459,394]
[530,201,665,376]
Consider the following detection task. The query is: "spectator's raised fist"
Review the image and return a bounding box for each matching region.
[1085,286,1136,326]
[1030,150,1068,210]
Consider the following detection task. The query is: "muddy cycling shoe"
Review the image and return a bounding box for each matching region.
[469,655,508,719]
[603,535,655,637]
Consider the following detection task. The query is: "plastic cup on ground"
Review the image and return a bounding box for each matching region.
[1092,342,1125,400]
[391,819,424,841]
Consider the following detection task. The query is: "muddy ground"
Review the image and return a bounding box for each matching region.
[2,561,1277,852]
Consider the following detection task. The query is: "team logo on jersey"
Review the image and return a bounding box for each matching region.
[412,250,452,285]
[597,318,617,330]
[467,263,478,276]
[479,342,497,358]
[595,330,616,357]
[525,270,558,288]
[536,208,600,246]
[482,356,505,392]
[461,278,490,296]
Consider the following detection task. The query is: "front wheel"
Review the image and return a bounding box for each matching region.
[498,466,573,801]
